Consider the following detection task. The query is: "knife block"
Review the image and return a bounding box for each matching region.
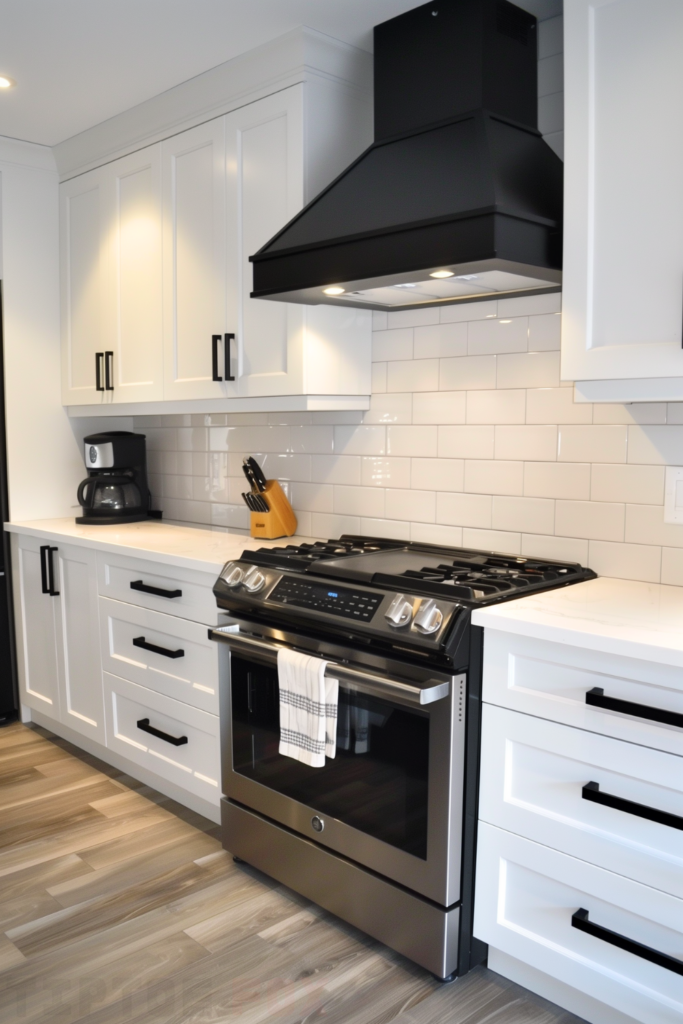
[249,480,297,539]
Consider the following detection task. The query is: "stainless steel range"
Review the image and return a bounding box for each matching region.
[210,537,595,980]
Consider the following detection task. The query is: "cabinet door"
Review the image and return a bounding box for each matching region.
[54,544,105,744]
[563,0,683,384]
[12,536,60,718]
[162,120,233,400]
[102,145,164,403]
[225,87,306,397]
[60,168,108,406]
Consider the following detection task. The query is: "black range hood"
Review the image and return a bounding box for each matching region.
[250,0,562,312]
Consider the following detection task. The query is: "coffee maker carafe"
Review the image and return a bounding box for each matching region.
[76,432,152,525]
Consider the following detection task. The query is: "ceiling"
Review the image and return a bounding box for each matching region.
[0,0,562,148]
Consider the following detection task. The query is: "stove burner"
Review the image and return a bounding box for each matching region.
[400,557,571,601]
[242,537,403,571]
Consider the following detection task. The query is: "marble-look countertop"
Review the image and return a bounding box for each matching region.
[4,518,322,575]
[472,576,683,668]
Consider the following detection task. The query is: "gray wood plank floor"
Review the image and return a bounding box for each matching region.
[0,721,587,1024]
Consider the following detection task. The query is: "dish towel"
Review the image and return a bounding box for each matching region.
[277,648,338,767]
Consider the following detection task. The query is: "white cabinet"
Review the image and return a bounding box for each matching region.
[12,535,104,743]
[563,0,683,402]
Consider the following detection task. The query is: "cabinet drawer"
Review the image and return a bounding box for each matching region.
[97,551,218,625]
[99,597,217,714]
[474,822,683,1024]
[103,671,219,804]
[480,704,683,899]
[483,630,683,757]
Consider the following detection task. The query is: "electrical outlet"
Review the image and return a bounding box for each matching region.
[664,467,683,523]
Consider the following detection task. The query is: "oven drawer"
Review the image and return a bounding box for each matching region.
[100,597,218,714]
[482,630,683,757]
[103,671,219,803]
[474,822,683,1024]
[97,551,218,625]
[479,703,683,900]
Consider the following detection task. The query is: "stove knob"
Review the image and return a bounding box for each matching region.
[221,562,244,588]
[413,598,443,635]
[242,566,266,594]
[385,593,414,628]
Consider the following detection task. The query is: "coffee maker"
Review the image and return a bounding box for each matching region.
[76,432,153,525]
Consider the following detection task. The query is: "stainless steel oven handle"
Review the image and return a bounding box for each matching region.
[211,627,450,706]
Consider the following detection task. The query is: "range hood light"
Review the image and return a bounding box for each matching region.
[429,270,454,279]
[0,76,16,89]
[323,286,345,296]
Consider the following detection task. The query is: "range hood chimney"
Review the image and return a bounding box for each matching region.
[250,0,563,312]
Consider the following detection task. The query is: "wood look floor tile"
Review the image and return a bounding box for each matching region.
[0,933,25,972]
[0,853,93,900]
[77,816,202,871]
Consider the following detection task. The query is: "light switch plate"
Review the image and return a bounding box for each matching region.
[664,467,683,523]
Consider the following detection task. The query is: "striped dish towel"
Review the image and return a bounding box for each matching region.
[277,648,338,768]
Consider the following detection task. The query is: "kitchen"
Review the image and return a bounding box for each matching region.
[0,1,682,1021]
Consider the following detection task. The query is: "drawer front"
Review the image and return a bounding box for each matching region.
[480,703,683,899]
[99,597,218,714]
[474,822,683,1024]
[103,671,219,803]
[483,629,683,757]
[97,551,218,625]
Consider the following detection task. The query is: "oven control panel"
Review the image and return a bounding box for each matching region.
[268,578,382,622]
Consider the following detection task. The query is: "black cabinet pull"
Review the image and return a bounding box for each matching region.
[95,352,104,392]
[136,718,188,747]
[130,580,182,599]
[571,908,683,976]
[586,686,683,729]
[104,350,114,391]
[132,636,184,659]
[224,332,235,381]
[39,545,50,594]
[582,781,683,831]
[212,334,222,381]
[47,547,59,596]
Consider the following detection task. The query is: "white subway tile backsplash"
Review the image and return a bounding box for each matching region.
[558,425,627,463]
[410,522,463,546]
[593,403,667,425]
[526,387,592,424]
[625,503,683,548]
[371,362,387,393]
[290,426,334,454]
[311,512,360,538]
[414,322,467,359]
[524,461,590,500]
[555,500,625,541]
[334,485,385,518]
[290,482,334,513]
[661,547,683,585]
[539,14,563,59]
[627,425,683,465]
[360,517,411,540]
[591,464,665,505]
[494,425,557,462]
[468,317,528,355]
[334,425,385,456]
[311,454,360,485]
[437,491,492,528]
[497,292,561,317]
[538,52,564,97]
[387,308,439,329]
[587,541,661,584]
[388,358,439,393]
[440,300,497,322]
[412,391,466,425]
[361,457,411,488]
[521,533,589,564]
[411,458,464,492]
[372,311,388,331]
[467,389,526,424]
[364,392,412,424]
[496,352,560,389]
[528,313,561,352]
[440,355,497,391]
[462,528,522,554]
[465,460,524,496]
[438,425,495,459]
[372,328,413,362]
[538,91,564,136]
[492,496,554,534]
[387,425,437,457]
[385,489,436,522]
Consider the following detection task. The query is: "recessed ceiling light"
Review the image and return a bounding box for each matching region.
[323,286,345,296]
[430,270,454,279]
[0,76,16,89]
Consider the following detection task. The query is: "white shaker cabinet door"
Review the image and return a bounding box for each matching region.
[162,119,235,400]
[563,0,683,388]
[102,145,164,404]
[60,168,108,406]
[53,544,105,744]
[225,86,306,397]
[12,535,60,719]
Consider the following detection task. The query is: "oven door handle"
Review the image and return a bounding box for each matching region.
[210,627,451,706]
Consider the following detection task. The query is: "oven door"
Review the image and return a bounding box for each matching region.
[213,624,465,907]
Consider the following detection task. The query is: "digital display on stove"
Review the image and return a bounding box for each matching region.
[269,578,382,621]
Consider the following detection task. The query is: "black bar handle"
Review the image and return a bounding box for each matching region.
[47,547,59,597]
[132,636,184,660]
[130,580,182,599]
[104,351,114,391]
[582,781,683,832]
[586,686,683,729]
[224,332,235,381]
[136,717,188,747]
[571,908,683,976]
[212,334,222,381]
[95,352,104,392]
[39,545,50,594]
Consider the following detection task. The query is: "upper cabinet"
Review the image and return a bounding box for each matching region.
[59,59,373,412]
[562,0,683,402]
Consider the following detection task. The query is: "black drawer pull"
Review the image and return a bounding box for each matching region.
[582,781,683,831]
[572,908,683,976]
[130,580,182,599]
[132,636,185,659]
[136,718,188,747]
[586,687,683,729]
[40,545,59,597]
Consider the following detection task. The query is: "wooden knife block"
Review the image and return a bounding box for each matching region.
[250,480,297,539]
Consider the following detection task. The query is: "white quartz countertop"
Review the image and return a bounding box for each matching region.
[4,518,322,575]
[472,576,683,668]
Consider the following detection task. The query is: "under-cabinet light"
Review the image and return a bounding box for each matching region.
[323,286,345,295]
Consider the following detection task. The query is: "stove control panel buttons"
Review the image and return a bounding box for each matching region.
[311,815,325,833]
[413,598,443,635]
[242,566,266,594]
[221,562,244,588]
[385,593,414,628]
